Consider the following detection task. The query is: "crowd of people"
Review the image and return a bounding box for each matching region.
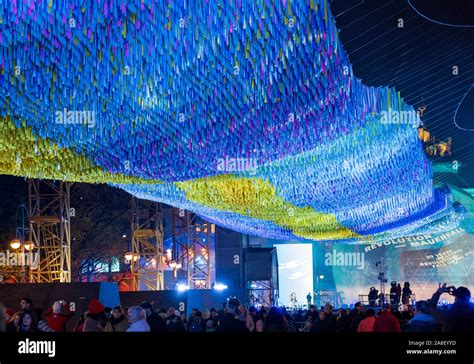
[1,283,473,333]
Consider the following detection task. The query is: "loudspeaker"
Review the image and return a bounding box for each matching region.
[246,247,278,282]
[215,227,243,289]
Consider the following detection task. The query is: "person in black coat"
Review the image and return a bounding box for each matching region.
[429,284,474,332]
[217,298,248,332]
[165,307,185,332]
[141,302,166,332]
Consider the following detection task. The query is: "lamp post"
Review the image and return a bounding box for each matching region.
[9,239,36,282]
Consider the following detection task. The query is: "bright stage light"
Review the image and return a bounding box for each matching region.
[177,284,189,292]
[213,283,228,291]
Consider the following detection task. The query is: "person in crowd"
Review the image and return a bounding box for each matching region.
[429,283,474,331]
[104,306,129,332]
[3,307,14,326]
[255,307,267,332]
[151,302,161,316]
[350,303,366,331]
[348,302,362,319]
[209,307,219,328]
[390,281,398,307]
[263,307,287,332]
[104,307,112,320]
[323,304,337,331]
[45,300,73,332]
[217,298,248,332]
[403,300,441,332]
[396,283,402,306]
[310,311,332,332]
[157,307,167,321]
[165,307,185,332]
[180,311,187,326]
[141,301,166,332]
[402,282,412,305]
[217,308,226,324]
[188,312,204,332]
[20,297,33,311]
[17,309,38,332]
[73,312,87,333]
[368,287,378,307]
[83,298,106,332]
[205,319,216,332]
[302,318,313,332]
[294,309,304,323]
[238,305,255,332]
[357,308,376,332]
[280,306,296,332]
[305,304,318,321]
[34,307,54,332]
[185,308,200,331]
[6,311,22,332]
[126,306,150,332]
[373,303,401,332]
[201,309,210,320]
[403,306,414,320]
[336,308,352,332]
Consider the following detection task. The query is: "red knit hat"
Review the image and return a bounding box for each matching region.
[88,298,105,314]
[4,308,15,318]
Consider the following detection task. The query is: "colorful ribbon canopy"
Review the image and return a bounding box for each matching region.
[0,0,464,242]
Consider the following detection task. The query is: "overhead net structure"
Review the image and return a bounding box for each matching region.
[0,0,464,243]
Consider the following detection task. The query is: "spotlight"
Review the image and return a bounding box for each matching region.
[177,284,189,291]
[213,283,228,291]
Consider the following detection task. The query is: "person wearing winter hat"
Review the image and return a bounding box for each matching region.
[83,298,106,332]
[45,300,73,332]
[3,307,15,324]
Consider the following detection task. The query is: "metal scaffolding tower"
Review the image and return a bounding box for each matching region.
[130,198,164,291]
[28,180,71,283]
[171,208,212,289]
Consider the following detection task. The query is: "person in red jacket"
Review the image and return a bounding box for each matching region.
[373,303,401,332]
[45,300,73,332]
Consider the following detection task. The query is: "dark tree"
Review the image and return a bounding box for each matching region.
[70,183,131,282]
